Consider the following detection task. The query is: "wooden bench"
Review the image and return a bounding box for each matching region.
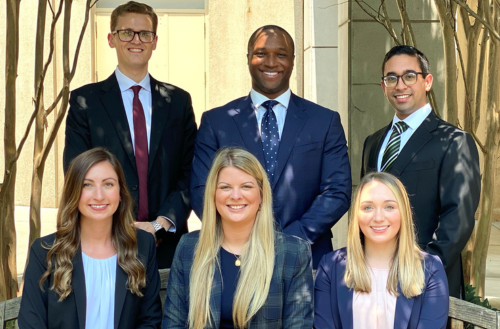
[1,268,499,328]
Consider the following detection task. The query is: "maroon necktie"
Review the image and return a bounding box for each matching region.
[131,85,149,222]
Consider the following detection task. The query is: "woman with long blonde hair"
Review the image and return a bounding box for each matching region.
[19,148,162,329]
[314,172,449,329]
[163,147,313,329]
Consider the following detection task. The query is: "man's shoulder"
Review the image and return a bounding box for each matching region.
[206,96,250,114]
[150,76,191,99]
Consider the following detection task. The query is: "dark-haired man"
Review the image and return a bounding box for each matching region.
[63,1,196,268]
[191,25,352,268]
[361,45,480,298]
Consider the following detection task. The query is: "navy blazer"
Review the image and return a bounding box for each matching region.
[361,111,480,297]
[190,93,352,267]
[18,230,162,329]
[64,73,197,268]
[162,231,314,329]
[314,248,449,329]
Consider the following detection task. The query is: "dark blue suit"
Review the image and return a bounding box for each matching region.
[190,93,351,267]
[162,231,314,329]
[314,248,449,329]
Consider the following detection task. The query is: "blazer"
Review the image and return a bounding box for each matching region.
[162,231,314,329]
[314,248,449,329]
[190,93,352,267]
[18,229,162,329]
[63,73,197,268]
[360,111,480,297]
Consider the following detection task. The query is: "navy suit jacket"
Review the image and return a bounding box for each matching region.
[63,73,197,268]
[361,111,480,297]
[191,93,352,267]
[314,248,449,329]
[162,231,314,329]
[18,230,162,329]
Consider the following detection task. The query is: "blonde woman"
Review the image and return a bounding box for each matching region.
[314,172,449,329]
[19,148,162,329]
[163,147,313,329]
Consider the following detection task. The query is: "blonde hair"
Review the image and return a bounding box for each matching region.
[344,172,424,298]
[188,148,275,329]
[40,148,146,300]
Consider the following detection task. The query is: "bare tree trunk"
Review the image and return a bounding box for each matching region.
[0,0,21,302]
[471,1,500,298]
[435,0,459,124]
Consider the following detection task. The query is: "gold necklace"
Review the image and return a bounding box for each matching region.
[223,243,241,267]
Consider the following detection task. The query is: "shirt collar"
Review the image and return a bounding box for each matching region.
[391,103,432,130]
[250,88,291,109]
[115,67,151,92]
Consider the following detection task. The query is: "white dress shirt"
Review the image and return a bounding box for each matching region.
[115,67,152,151]
[377,103,432,171]
[115,67,175,232]
[251,88,291,138]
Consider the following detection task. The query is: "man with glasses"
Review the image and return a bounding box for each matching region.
[63,1,196,269]
[361,45,480,298]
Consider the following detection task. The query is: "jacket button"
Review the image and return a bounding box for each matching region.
[131,185,138,191]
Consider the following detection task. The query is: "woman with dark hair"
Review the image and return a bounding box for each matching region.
[19,147,161,329]
[314,172,449,329]
[163,147,313,329]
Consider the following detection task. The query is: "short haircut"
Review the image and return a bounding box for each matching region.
[382,45,430,75]
[110,1,158,33]
[247,25,295,55]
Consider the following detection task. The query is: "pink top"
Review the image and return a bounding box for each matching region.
[353,267,397,329]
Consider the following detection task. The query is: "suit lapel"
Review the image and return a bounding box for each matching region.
[72,248,86,329]
[394,283,414,328]
[337,254,353,329]
[390,112,438,175]
[148,76,172,173]
[100,73,137,173]
[209,261,223,329]
[114,263,128,329]
[272,94,307,189]
[368,124,391,171]
[231,95,266,164]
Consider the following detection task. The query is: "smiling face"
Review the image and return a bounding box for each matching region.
[357,180,401,249]
[381,54,433,119]
[248,29,295,99]
[215,166,262,229]
[108,12,157,79]
[78,161,120,225]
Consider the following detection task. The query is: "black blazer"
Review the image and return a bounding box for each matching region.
[361,111,480,298]
[63,73,197,268]
[18,229,162,329]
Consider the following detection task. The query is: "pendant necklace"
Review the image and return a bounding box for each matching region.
[223,243,241,267]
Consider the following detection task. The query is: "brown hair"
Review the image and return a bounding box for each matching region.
[110,1,158,33]
[40,147,146,300]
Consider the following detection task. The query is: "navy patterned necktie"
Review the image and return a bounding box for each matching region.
[260,100,280,180]
[381,121,409,172]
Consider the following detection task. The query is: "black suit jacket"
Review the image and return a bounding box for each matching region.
[361,111,480,298]
[63,73,196,268]
[18,230,162,329]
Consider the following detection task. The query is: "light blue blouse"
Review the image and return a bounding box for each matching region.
[82,252,117,329]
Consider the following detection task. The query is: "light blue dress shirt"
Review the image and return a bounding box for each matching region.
[251,88,291,138]
[377,103,432,171]
[82,252,117,329]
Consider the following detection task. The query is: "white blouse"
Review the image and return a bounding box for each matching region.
[82,252,117,329]
[353,267,397,329]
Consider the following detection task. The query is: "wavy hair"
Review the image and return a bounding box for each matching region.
[39,148,146,300]
[188,147,275,329]
[110,1,158,33]
[344,172,424,298]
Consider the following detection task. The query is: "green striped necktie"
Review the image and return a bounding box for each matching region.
[381,121,409,172]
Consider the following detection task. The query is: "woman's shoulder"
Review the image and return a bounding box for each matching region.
[421,251,445,273]
[275,231,311,253]
[30,233,57,254]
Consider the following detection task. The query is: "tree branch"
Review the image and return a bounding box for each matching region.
[453,0,500,41]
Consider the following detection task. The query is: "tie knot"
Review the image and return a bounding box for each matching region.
[131,85,142,96]
[393,121,409,134]
[261,100,279,112]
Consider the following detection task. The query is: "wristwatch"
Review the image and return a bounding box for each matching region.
[151,220,163,232]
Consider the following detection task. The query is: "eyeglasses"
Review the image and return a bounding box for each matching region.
[112,30,156,43]
[381,72,426,87]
